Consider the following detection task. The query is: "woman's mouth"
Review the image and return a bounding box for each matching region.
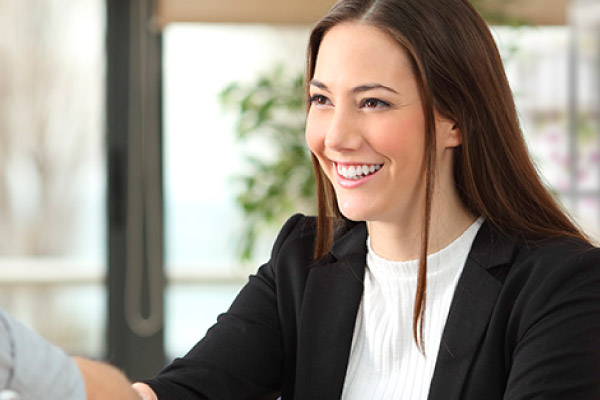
[336,163,383,180]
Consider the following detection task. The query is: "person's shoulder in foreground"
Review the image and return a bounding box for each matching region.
[0,308,85,399]
[0,308,143,400]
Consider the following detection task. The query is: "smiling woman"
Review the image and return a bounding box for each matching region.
[135,0,600,399]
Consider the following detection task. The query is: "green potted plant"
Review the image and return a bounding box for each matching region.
[220,66,315,260]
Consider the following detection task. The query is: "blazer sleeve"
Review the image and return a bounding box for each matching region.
[145,214,306,400]
[504,247,600,399]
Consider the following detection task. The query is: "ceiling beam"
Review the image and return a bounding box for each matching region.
[157,0,336,26]
[477,0,570,25]
[156,0,571,27]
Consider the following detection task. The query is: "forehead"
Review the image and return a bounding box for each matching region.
[314,22,414,86]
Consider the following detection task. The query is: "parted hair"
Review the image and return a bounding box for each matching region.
[306,0,588,351]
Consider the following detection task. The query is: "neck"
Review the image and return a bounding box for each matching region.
[367,180,476,262]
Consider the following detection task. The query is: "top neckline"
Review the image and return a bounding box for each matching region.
[366,217,484,275]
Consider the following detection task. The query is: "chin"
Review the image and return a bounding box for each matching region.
[337,204,372,222]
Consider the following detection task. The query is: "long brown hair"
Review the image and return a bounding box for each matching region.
[306,0,589,351]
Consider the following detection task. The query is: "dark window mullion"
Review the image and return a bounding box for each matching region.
[107,0,165,380]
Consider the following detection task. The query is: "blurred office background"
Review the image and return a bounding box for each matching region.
[0,0,598,380]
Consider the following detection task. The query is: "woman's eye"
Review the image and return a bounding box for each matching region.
[309,94,330,106]
[361,98,390,109]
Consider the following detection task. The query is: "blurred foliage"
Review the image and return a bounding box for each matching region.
[219,66,315,260]
[220,3,527,260]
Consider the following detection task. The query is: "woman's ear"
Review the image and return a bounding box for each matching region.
[447,122,462,148]
[436,114,462,148]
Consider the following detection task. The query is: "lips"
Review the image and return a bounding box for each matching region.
[336,163,383,180]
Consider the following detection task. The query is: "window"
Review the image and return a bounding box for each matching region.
[163,23,310,357]
[494,22,600,241]
[0,0,106,356]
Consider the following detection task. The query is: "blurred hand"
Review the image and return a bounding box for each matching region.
[132,382,158,400]
[73,357,142,400]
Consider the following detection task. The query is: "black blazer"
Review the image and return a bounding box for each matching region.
[147,214,600,399]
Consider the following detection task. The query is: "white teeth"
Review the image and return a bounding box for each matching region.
[336,163,382,180]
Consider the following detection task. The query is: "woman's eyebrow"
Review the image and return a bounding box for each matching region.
[309,79,329,91]
[352,83,399,94]
[309,79,398,94]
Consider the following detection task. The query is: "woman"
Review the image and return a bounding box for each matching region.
[135,0,600,398]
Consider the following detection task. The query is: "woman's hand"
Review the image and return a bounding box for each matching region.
[132,382,158,400]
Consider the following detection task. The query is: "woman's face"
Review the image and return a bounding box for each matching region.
[306,22,457,225]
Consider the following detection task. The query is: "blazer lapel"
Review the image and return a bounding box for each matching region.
[294,222,367,399]
[428,222,516,400]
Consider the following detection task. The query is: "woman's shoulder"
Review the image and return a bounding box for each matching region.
[505,234,600,295]
[517,235,599,268]
[271,214,362,255]
[267,214,317,266]
[268,214,365,274]
[272,213,316,247]
[480,221,599,272]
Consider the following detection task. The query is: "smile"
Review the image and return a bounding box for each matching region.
[336,163,383,180]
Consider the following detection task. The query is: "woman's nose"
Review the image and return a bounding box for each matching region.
[324,107,362,152]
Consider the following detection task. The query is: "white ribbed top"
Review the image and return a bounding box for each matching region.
[341,218,484,400]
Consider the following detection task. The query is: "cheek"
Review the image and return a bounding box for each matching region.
[368,115,424,155]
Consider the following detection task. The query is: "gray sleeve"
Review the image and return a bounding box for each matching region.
[0,309,86,400]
